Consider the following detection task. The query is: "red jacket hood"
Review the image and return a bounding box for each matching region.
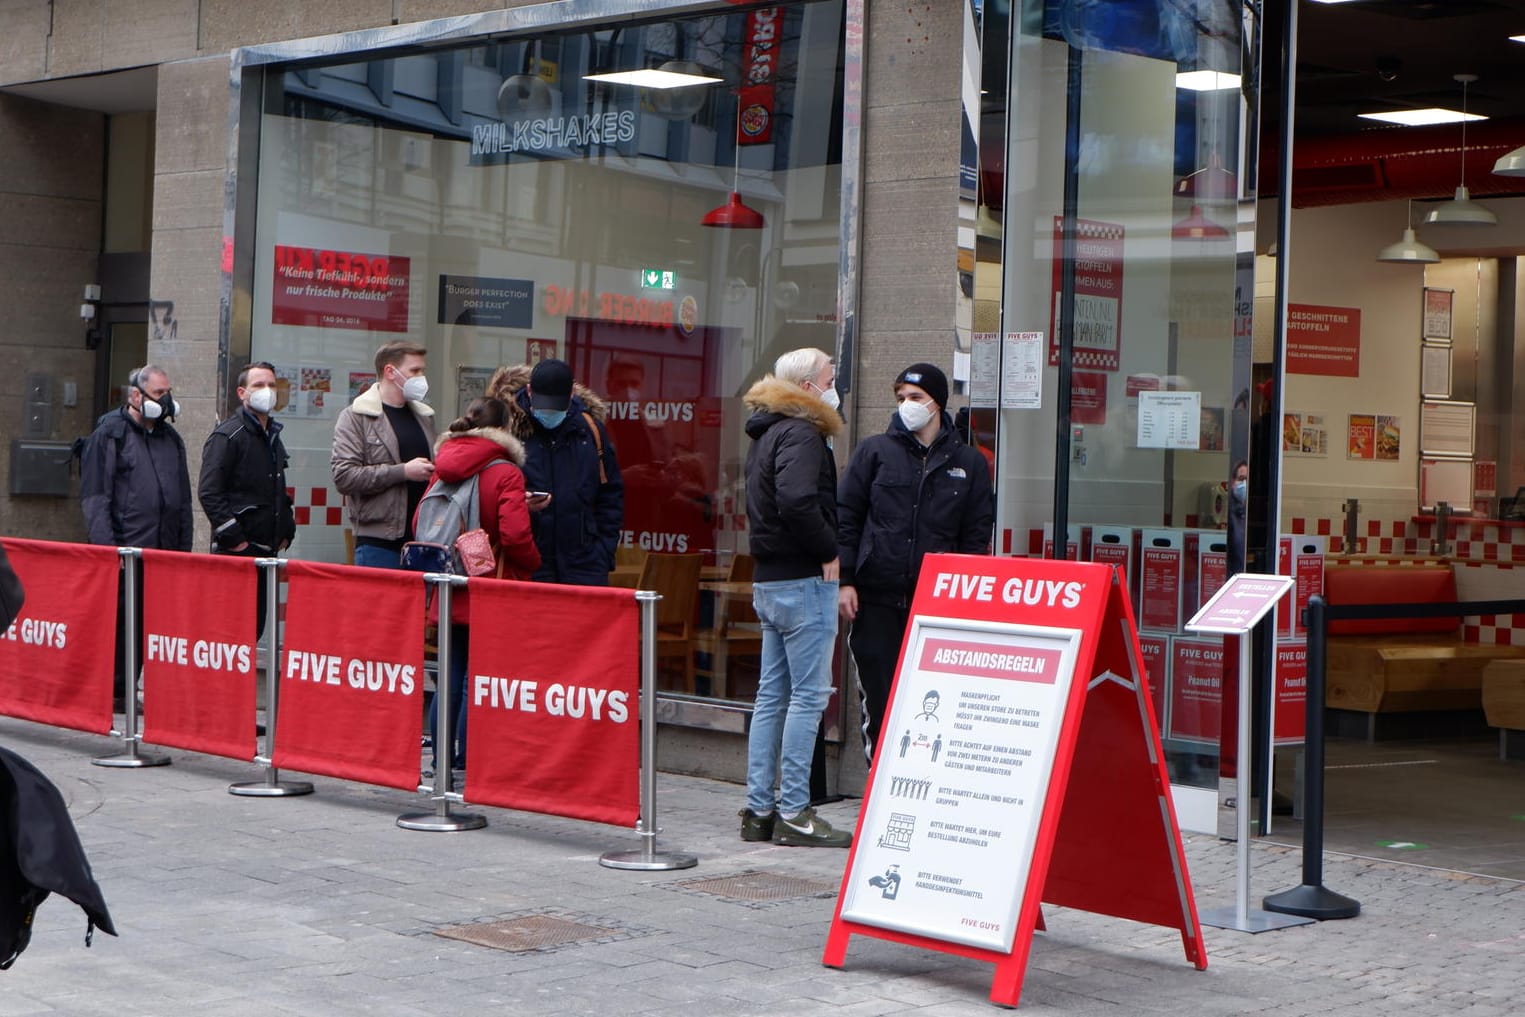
[431,427,526,484]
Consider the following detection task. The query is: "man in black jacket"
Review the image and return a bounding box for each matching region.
[837,363,994,764]
[198,362,296,637]
[737,348,851,849]
[79,364,193,709]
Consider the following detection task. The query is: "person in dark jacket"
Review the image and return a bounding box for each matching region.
[490,359,623,586]
[197,361,296,637]
[79,364,192,709]
[837,363,994,765]
[737,348,851,849]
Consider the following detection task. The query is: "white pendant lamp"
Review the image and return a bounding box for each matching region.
[1377,200,1439,264]
[1495,144,1525,177]
[1422,74,1497,227]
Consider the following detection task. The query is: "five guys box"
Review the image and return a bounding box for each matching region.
[1196,531,1230,613]
[1089,525,1137,605]
[1277,535,1328,638]
[1042,523,1086,561]
[1138,528,1185,632]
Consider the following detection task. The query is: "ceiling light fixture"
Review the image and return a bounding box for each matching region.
[1357,108,1481,127]
[1423,74,1497,227]
[1494,144,1525,177]
[701,93,765,230]
[1376,200,1439,264]
[1174,70,1240,92]
[583,66,722,90]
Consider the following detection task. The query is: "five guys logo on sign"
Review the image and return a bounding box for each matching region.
[932,571,1084,609]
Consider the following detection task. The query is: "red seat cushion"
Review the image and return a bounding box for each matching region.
[1324,567,1459,635]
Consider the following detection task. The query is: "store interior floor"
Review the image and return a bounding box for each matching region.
[1263,734,1525,882]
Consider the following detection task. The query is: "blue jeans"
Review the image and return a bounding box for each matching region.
[746,577,838,816]
[428,624,468,771]
[353,544,403,569]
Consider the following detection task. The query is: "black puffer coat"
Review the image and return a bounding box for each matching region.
[742,376,842,583]
[837,410,994,605]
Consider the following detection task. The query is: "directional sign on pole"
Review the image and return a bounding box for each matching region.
[1185,573,1294,635]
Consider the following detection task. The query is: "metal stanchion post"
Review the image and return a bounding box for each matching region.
[602,589,697,871]
[398,575,485,831]
[1264,595,1360,919]
[95,547,170,768]
[231,558,313,797]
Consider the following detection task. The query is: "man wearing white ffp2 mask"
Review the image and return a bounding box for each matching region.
[331,340,437,569]
[835,362,995,766]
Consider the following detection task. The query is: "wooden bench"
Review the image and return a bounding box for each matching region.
[1323,563,1525,740]
[1481,660,1525,760]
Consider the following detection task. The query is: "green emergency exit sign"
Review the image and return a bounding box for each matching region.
[640,269,675,290]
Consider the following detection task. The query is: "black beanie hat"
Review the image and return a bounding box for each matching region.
[894,362,949,410]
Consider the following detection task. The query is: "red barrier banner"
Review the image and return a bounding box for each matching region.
[140,550,258,760]
[0,539,118,734]
[464,581,639,826]
[273,561,424,790]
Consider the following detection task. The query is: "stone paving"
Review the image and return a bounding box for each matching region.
[2,716,1522,1016]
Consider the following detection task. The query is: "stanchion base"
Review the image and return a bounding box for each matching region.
[396,810,487,832]
[599,849,698,871]
[1262,883,1361,920]
[1199,904,1316,933]
[93,751,171,768]
[229,780,314,797]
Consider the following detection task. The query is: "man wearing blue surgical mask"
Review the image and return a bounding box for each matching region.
[511,358,623,585]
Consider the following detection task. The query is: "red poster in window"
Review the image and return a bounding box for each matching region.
[1168,637,1223,745]
[271,244,411,332]
[1049,218,1125,371]
[1070,371,1107,424]
[1275,641,1307,745]
[1137,632,1169,731]
[463,581,639,826]
[1139,546,1183,631]
[1287,303,1361,377]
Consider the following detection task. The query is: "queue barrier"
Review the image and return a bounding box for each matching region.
[0,537,696,871]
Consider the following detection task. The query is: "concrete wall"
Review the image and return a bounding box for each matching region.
[0,93,103,540]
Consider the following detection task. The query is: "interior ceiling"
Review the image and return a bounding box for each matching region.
[1264,0,1525,139]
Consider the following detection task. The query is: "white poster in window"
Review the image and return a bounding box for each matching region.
[1136,391,1201,449]
[1003,332,1044,409]
[969,333,998,408]
[1421,345,1452,399]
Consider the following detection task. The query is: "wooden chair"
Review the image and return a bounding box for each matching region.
[693,554,763,698]
[637,552,703,692]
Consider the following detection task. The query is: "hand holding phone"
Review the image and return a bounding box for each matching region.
[526,491,552,512]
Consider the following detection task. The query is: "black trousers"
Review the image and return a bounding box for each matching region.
[847,600,910,766]
[112,564,145,699]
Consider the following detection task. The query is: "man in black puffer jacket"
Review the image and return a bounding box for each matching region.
[737,348,851,849]
[837,363,994,764]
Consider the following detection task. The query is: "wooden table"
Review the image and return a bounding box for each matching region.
[610,564,732,590]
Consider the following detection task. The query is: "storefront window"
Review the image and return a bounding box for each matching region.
[245,3,846,702]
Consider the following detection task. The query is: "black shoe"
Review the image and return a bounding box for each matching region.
[739,808,776,842]
[772,807,852,848]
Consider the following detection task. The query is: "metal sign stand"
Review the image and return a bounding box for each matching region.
[601,590,697,871]
[95,548,170,769]
[398,575,486,831]
[231,559,313,797]
[1186,573,1313,934]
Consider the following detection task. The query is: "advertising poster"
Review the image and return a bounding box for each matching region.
[1275,641,1307,746]
[1375,415,1401,461]
[271,244,411,333]
[1136,632,1170,732]
[1422,287,1453,341]
[1049,217,1125,371]
[437,274,534,329]
[1167,637,1224,745]
[840,618,1082,952]
[1198,406,1224,451]
[1070,371,1107,424]
[1137,391,1201,449]
[1347,413,1376,460]
[1282,412,1328,457]
[1286,303,1361,377]
[1139,534,1183,632]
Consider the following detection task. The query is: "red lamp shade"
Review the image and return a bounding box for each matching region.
[701,191,765,229]
[1171,204,1228,240]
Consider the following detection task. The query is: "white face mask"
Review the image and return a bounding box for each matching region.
[897,399,935,432]
[401,374,429,403]
[810,381,840,412]
[247,386,277,414]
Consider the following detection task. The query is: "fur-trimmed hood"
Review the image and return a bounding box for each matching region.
[348,382,434,418]
[432,426,526,484]
[743,376,843,438]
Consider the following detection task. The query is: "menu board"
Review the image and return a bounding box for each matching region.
[840,618,1082,953]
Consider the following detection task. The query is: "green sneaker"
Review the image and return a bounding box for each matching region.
[772,807,852,848]
[739,808,776,842]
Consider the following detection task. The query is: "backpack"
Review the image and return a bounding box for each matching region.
[399,460,508,574]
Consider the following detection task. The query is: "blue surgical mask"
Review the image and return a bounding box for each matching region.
[533,409,567,430]
[1232,480,1247,500]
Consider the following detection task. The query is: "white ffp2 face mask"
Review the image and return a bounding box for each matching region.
[401,374,429,402]
[897,399,934,432]
[248,386,277,414]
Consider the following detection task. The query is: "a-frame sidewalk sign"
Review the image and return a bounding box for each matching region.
[823,554,1206,1008]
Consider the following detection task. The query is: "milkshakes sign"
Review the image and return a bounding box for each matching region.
[840,614,1081,951]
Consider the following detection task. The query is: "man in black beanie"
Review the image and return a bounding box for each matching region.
[836,361,994,764]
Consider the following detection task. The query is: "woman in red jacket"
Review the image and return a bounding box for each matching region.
[419,396,540,777]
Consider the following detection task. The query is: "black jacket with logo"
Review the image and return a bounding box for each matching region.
[197,408,296,554]
[837,410,994,605]
[743,377,842,582]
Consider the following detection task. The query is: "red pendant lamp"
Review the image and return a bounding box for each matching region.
[1171,204,1229,240]
[702,94,765,229]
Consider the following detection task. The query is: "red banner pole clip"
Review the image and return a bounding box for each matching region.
[600,589,697,871]
[231,558,313,797]
[398,574,486,832]
[95,547,170,769]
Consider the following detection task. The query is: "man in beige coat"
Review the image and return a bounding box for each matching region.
[331,340,436,568]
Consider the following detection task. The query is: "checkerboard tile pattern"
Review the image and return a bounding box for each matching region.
[288,486,344,529]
